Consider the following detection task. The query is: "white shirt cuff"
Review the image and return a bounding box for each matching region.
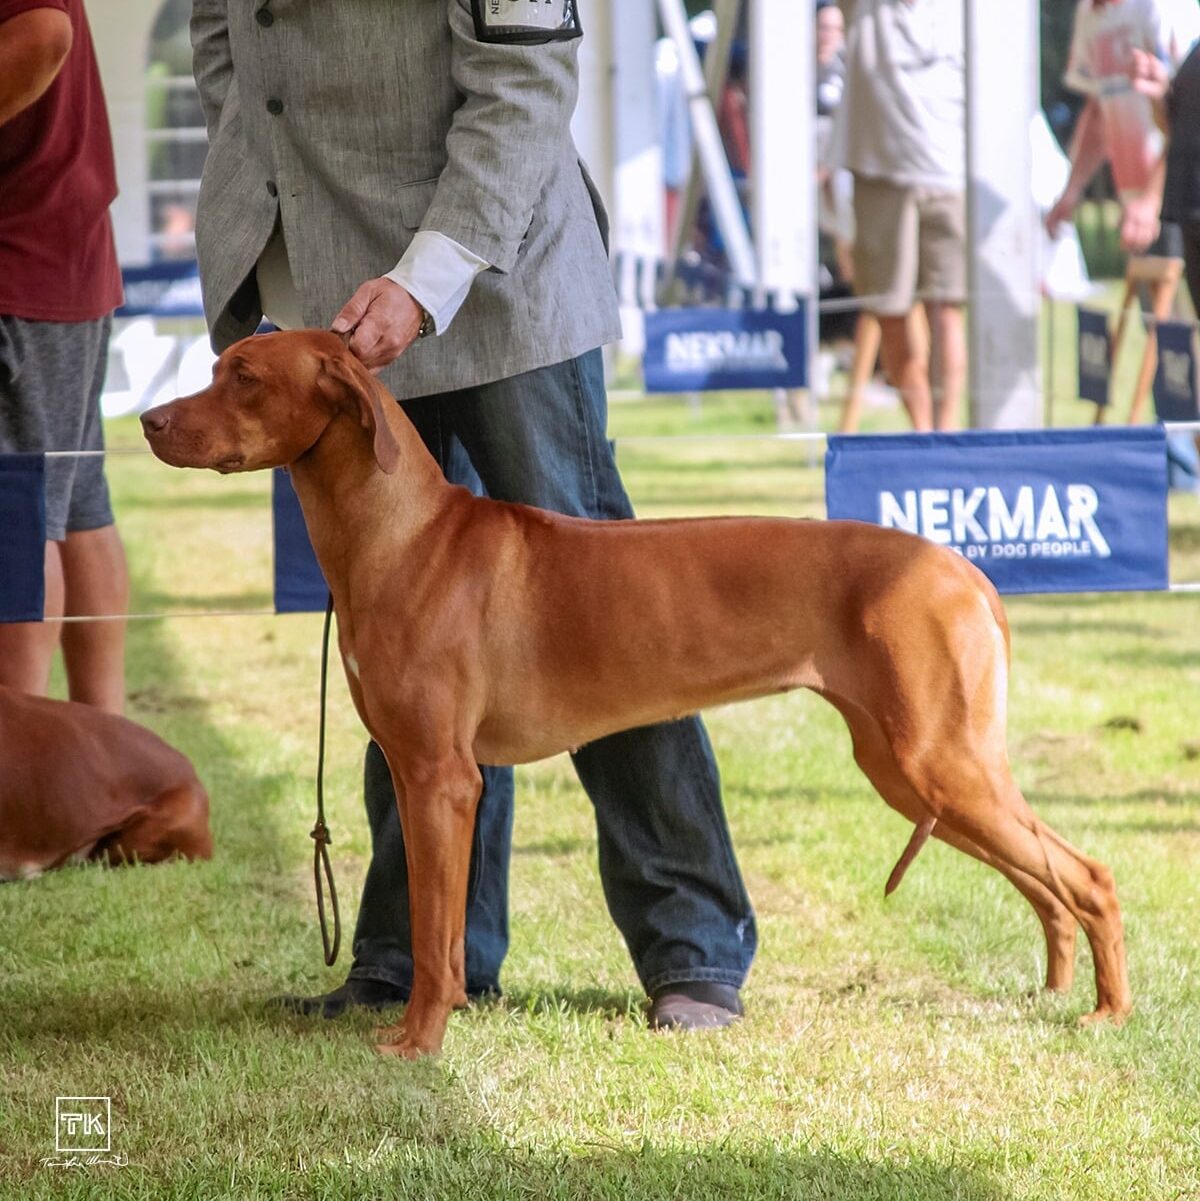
[384,231,490,335]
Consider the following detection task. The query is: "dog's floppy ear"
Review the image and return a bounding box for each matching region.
[317,349,401,475]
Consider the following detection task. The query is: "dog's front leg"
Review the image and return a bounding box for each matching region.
[374,748,481,1059]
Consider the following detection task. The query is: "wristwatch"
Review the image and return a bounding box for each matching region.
[416,306,434,339]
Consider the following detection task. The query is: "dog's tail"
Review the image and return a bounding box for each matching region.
[884,815,937,896]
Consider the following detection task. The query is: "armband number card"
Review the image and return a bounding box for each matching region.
[471,0,581,44]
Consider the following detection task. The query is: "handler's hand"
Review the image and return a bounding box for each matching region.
[1128,48,1170,101]
[331,278,424,371]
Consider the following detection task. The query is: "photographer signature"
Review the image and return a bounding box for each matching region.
[40,1152,128,1169]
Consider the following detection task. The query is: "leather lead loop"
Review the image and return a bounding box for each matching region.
[312,594,341,966]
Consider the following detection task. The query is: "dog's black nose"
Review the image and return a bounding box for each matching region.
[140,407,170,434]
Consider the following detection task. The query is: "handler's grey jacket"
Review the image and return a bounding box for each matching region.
[190,0,621,399]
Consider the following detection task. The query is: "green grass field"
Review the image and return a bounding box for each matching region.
[1,317,1199,1199]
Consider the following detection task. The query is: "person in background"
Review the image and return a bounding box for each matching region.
[190,0,756,1030]
[0,0,128,714]
[815,0,848,284]
[1045,0,1200,258]
[816,0,845,120]
[1129,40,1200,488]
[834,0,966,433]
[657,34,692,250]
[1130,41,1200,305]
[717,43,750,185]
[815,0,884,435]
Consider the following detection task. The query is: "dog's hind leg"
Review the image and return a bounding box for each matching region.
[826,577,1127,1022]
[834,702,1079,996]
[927,830,1079,995]
[894,743,1129,1024]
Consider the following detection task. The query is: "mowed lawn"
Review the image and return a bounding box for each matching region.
[1,373,1199,1200]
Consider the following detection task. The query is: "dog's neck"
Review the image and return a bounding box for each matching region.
[288,405,453,579]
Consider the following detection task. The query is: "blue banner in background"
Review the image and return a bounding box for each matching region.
[824,428,1169,595]
[1077,306,1111,408]
[272,469,328,613]
[643,304,808,392]
[117,261,205,319]
[1153,320,1200,422]
[0,454,46,622]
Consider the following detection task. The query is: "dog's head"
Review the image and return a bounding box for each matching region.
[140,329,399,475]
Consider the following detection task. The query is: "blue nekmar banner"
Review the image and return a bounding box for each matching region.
[824,427,1169,595]
[1077,306,1111,409]
[643,304,808,393]
[0,454,46,622]
[272,468,329,614]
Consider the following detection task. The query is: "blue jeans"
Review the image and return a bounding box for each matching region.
[348,350,757,996]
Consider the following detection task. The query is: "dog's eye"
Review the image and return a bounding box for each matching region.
[236,371,256,386]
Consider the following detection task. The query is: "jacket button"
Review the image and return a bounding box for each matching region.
[266,97,283,115]
[266,180,278,197]
[256,8,274,25]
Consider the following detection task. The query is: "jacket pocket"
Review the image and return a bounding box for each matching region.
[396,178,441,231]
[577,159,610,253]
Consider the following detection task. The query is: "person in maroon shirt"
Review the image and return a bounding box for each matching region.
[0,0,128,715]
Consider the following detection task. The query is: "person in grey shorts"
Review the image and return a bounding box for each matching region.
[0,0,128,714]
[835,0,966,433]
[0,317,115,543]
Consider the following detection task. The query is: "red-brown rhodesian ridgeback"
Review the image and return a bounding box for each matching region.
[141,329,1131,1057]
[0,684,212,879]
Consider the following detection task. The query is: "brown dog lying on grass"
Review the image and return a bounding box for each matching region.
[141,329,1131,1057]
[0,684,212,879]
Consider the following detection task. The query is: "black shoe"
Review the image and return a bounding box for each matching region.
[648,981,744,1031]
[268,977,409,1019]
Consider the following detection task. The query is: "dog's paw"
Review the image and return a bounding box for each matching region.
[374,1021,441,1058]
[1077,1004,1132,1028]
[375,1038,430,1060]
